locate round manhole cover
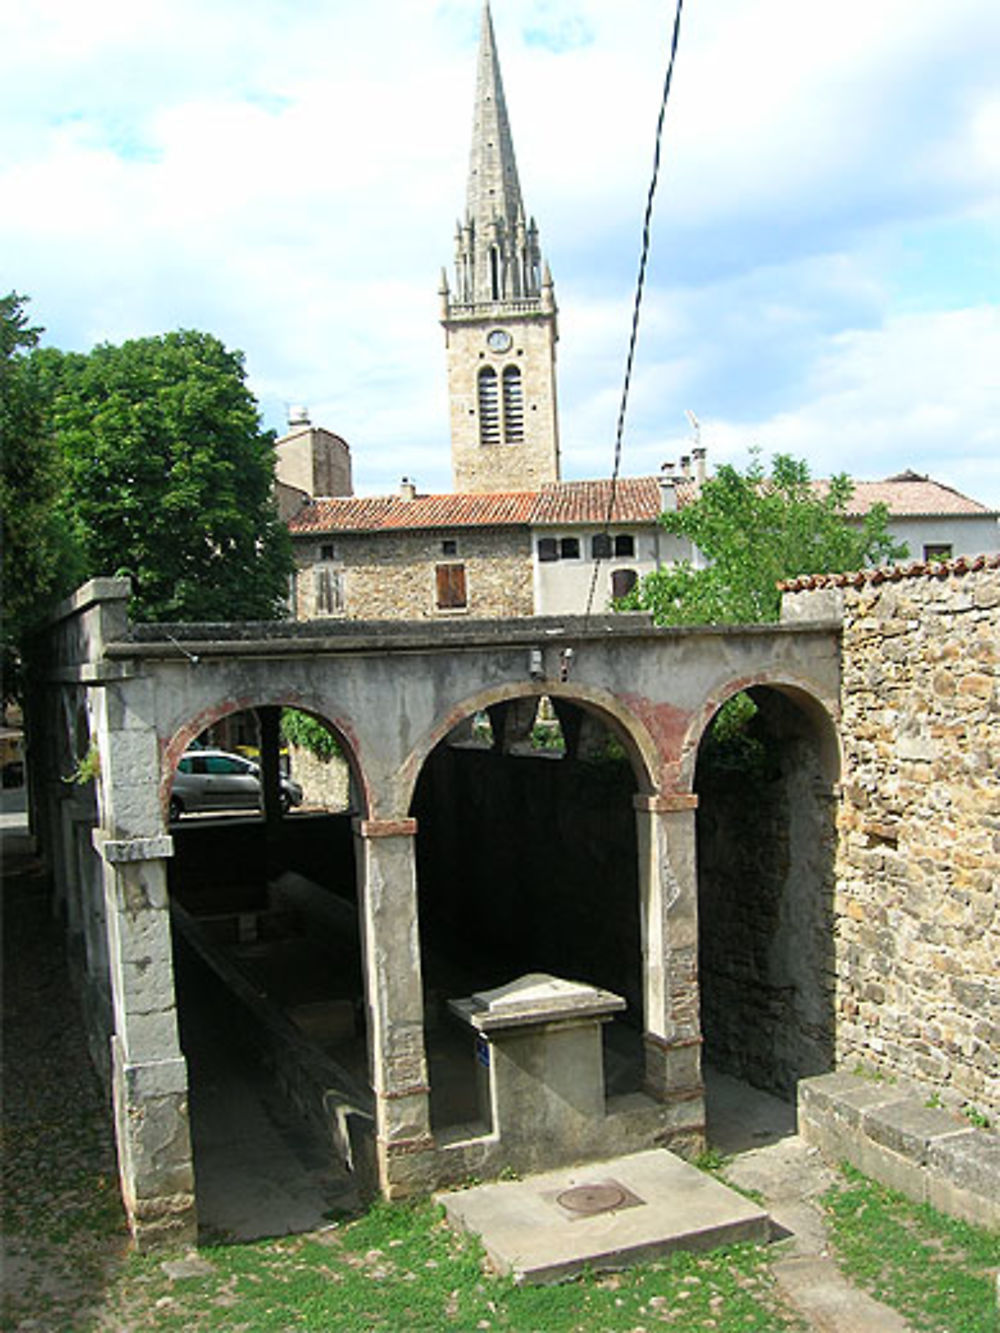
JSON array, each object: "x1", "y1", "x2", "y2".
[{"x1": 556, "y1": 1182, "x2": 627, "y2": 1215}]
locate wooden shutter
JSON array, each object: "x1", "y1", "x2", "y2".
[{"x1": 435, "y1": 563, "x2": 467, "y2": 609}]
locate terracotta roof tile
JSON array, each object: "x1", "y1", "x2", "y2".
[
  {"x1": 289, "y1": 490, "x2": 537, "y2": 533},
  {"x1": 289, "y1": 477, "x2": 680, "y2": 535},
  {"x1": 779, "y1": 552, "x2": 1000, "y2": 593},
  {"x1": 821, "y1": 473, "x2": 997, "y2": 518},
  {"x1": 529, "y1": 477, "x2": 686, "y2": 524}
]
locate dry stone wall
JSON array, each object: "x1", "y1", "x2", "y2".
[{"x1": 785, "y1": 558, "x2": 1000, "y2": 1119}]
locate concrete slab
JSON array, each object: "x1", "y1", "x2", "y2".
[{"x1": 437, "y1": 1148, "x2": 770, "y2": 1285}]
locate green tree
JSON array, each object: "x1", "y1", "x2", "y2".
[
  {"x1": 0, "y1": 293, "x2": 80, "y2": 699},
  {"x1": 37, "y1": 329, "x2": 292, "y2": 622},
  {"x1": 622, "y1": 451, "x2": 906, "y2": 625}
]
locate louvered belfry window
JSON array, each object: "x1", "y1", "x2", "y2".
[
  {"x1": 502, "y1": 366, "x2": 524, "y2": 442},
  {"x1": 478, "y1": 367, "x2": 500, "y2": 445}
]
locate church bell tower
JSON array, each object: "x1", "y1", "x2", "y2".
[{"x1": 441, "y1": 0, "x2": 560, "y2": 493}]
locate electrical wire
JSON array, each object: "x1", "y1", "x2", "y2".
[{"x1": 583, "y1": 0, "x2": 686, "y2": 625}]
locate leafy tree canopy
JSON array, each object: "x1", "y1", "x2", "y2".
[
  {"x1": 620, "y1": 451, "x2": 906, "y2": 625},
  {"x1": 0, "y1": 293, "x2": 80, "y2": 699},
  {"x1": 35, "y1": 328, "x2": 293, "y2": 622}
]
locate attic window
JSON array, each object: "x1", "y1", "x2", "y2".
[
  {"x1": 614, "y1": 534, "x2": 635, "y2": 558},
  {"x1": 591, "y1": 533, "x2": 612, "y2": 560},
  {"x1": 442, "y1": 538, "x2": 458, "y2": 556},
  {"x1": 537, "y1": 537, "x2": 558, "y2": 562},
  {"x1": 559, "y1": 537, "x2": 580, "y2": 560},
  {"x1": 319, "y1": 543, "x2": 336, "y2": 561}
]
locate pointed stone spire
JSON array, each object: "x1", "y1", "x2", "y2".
[
  {"x1": 467, "y1": 1, "x2": 524, "y2": 237},
  {"x1": 455, "y1": 0, "x2": 542, "y2": 304}
]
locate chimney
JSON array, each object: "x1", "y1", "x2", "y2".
[
  {"x1": 659, "y1": 462, "x2": 678, "y2": 513},
  {"x1": 679, "y1": 454, "x2": 691, "y2": 481},
  {"x1": 692, "y1": 446, "x2": 707, "y2": 486},
  {"x1": 399, "y1": 477, "x2": 417, "y2": 502},
  {"x1": 288, "y1": 405, "x2": 310, "y2": 429}
]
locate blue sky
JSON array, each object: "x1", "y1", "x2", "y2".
[{"x1": 2, "y1": 0, "x2": 998, "y2": 507}]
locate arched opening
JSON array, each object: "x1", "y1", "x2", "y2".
[
  {"x1": 410, "y1": 692, "x2": 646, "y2": 1138},
  {"x1": 164, "y1": 703, "x2": 371, "y2": 1239},
  {"x1": 694, "y1": 685, "x2": 840, "y2": 1150}
]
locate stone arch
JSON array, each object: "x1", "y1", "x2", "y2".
[
  {"x1": 160, "y1": 693, "x2": 369, "y2": 826},
  {"x1": 678, "y1": 670, "x2": 842, "y2": 795},
  {"x1": 689, "y1": 671, "x2": 841, "y2": 1116},
  {"x1": 397, "y1": 679, "x2": 660, "y2": 815},
  {"x1": 404, "y1": 680, "x2": 659, "y2": 1138}
]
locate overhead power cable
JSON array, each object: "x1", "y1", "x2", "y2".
[{"x1": 583, "y1": 0, "x2": 686, "y2": 625}]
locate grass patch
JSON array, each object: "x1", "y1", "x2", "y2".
[
  {"x1": 822, "y1": 1164, "x2": 999, "y2": 1333},
  {"x1": 100, "y1": 1200, "x2": 802, "y2": 1331}
]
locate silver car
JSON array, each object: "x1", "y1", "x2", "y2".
[{"x1": 169, "y1": 748, "x2": 303, "y2": 821}]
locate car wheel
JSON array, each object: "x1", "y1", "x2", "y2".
[
  {"x1": 169, "y1": 796, "x2": 183, "y2": 823},
  {"x1": 279, "y1": 790, "x2": 291, "y2": 814}
]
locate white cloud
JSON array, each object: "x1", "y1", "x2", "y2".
[{"x1": 2, "y1": 0, "x2": 999, "y2": 509}]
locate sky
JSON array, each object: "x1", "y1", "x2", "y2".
[{"x1": 3, "y1": 0, "x2": 999, "y2": 508}]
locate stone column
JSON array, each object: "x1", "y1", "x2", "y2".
[
  {"x1": 94, "y1": 832, "x2": 196, "y2": 1249},
  {"x1": 353, "y1": 817, "x2": 432, "y2": 1196},
  {"x1": 634, "y1": 793, "x2": 705, "y2": 1152}
]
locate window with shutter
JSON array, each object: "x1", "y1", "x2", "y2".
[
  {"x1": 478, "y1": 368, "x2": 499, "y2": 445},
  {"x1": 435, "y1": 563, "x2": 468, "y2": 610},
  {"x1": 537, "y1": 537, "x2": 558, "y2": 562},
  {"x1": 315, "y1": 566, "x2": 345, "y2": 616},
  {"x1": 591, "y1": 533, "x2": 612, "y2": 559}
]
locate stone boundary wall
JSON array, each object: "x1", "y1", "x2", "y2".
[
  {"x1": 783, "y1": 557, "x2": 999, "y2": 1120},
  {"x1": 799, "y1": 1071, "x2": 1000, "y2": 1232}
]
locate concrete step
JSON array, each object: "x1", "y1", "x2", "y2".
[{"x1": 437, "y1": 1147, "x2": 769, "y2": 1285}]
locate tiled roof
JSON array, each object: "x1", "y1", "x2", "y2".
[
  {"x1": 289, "y1": 477, "x2": 676, "y2": 535},
  {"x1": 530, "y1": 477, "x2": 698, "y2": 524},
  {"x1": 780, "y1": 552, "x2": 1000, "y2": 592},
  {"x1": 288, "y1": 469, "x2": 996, "y2": 538},
  {"x1": 289, "y1": 490, "x2": 537, "y2": 533},
  {"x1": 828, "y1": 472, "x2": 997, "y2": 518}
]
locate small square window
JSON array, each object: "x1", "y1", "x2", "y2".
[
  {"x1": 923, "y1": 543, "x2": 952, "y2": 563},
  {"x1": 537, "y1": 537, "x2": 558, "y2": 563},
  {"x1": 442, "y1": 538, "x2": 458, "y2": 556},
  {"x1": 591, "y1": 533, "x2": 612, "y2": 560},
  {"x1": 559, "y1": 536, "x2": 580, "y2": 560},
  {"x1": 614, "y1": 534, "x2": 635, "y2": 558},
  {"x1": 319, "y1": 543, "x2": 336, "y2": 561}
]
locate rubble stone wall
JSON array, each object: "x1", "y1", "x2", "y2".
[
  {"x1": 293, "y1": 528, "x2": 533, "y2": 621},
  {"x1": 788, "y1": 560, "x2": 999, "y2": 1118}
]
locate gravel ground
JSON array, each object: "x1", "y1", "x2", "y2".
[{"x1": 1, "y1": 847, "x2": 132, "y2": 1332}]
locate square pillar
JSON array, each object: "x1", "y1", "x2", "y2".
[
  {"x1": 353, "y1": 818, "x2": 432, "y2": 1195},
  {"x1": 95, "y1": 832, "x2": 196, "y2": 1249},
  {"x1": 634, "y1": 794, "x2": 704, "y2": 1147}
]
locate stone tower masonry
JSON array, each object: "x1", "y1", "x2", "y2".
[{"x1": 441, "y1": 0, "x2": 561, "y2": 493}]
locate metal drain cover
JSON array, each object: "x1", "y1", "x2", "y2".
[{"x1": 556, "y1": 1182, "x2": 628, "y2": 1215}]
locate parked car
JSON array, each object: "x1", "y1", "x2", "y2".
[{"x1": 169, "y1": 748, "x2": 303, "y2": 821}]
